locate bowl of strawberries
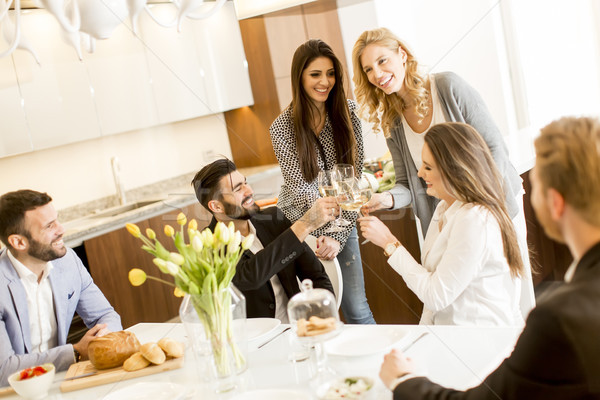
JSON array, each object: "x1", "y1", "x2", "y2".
[{"x1": 8, "y1": 363, "x2": 55, "y2": 399}]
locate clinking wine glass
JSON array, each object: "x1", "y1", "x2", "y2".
[
  {"x1": 337, "y1": 177, "x2": 371, "y2": 215},
  {"x1": 332, "y1": 164, "x2": 355, "y2": 227},
  {"x1": 318, "y1": 170, "x2": 345, "y2": 233},
  {"x1": 356, "y1": 174, "x2": 374, "y2": 244}
]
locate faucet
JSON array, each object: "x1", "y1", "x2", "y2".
[{"x1": 111, "y1": 156, "x2": 127, "y2": 206}]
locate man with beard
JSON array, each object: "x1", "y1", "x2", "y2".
[
  {"x1": 192, "y1": 159, "x2": 337, "y2": 321},
  {"x1": 379, "y1": 116, "x2": 600, "y2": 399},
  {"x1": 0, "y1": 190, "x2": 121, "y2": 385}
]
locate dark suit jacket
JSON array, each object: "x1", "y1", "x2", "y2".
[
  {"x1": 208, "y1": 207, "x2": 333, "y2": 318},
  {"x1": 393, "y1": 241, "x2": 600, "y2": 399}
]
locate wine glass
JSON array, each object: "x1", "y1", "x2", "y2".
[
  {"x1": 332, "y1": 164, "x2": 355, "y2": 226},
  {"x1": 356, "y1": 173, "x2": 374, "y2": 217},
  {"x1": 356, "y1": 174, "x2": 374, "y2": 244},
  {"x1": 317, "y1": 170, "x2": 344, "y2": 233}
]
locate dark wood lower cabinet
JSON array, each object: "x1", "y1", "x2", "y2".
[
  {"x1": 358, "y1": 170, "x2": 574, "y2": 325},
  {"x1": 358, "y1": 208, "x2": 423, "y2": 325},
  {"x1": 84, "y1": 203, "x2": 213, "y2": 329}
]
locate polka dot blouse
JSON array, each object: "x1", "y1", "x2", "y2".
[{"x1": 269, "y1": 99, "x2": 364, "y2": 249}]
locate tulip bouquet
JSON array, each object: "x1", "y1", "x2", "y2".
[{"x1": 125, "y1": 213, "x2": 254, "y2": 378}]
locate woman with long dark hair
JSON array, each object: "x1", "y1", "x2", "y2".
[
  {"x1": 270, "y1": 39, "x2": 375, "y2": 324},
  {"x1": 359, "y1": 122, "x2": 524, "y2": 326}
]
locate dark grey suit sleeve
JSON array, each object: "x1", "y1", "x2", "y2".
[{"x1": 393, "y1": 306, "x2": 589, "y2": 400}]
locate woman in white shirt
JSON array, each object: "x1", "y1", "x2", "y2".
[{"x1": 358, "y1": 122, "x2": 524, "y2": 326}]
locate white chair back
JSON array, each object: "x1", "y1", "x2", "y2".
[{"x1": 304, "y1": 235, "x2": 343, "y2": 310}]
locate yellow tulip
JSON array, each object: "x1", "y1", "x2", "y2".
[
  {"x1": 126, "y1": 223, "x2": 141, "y2": 238},
  {"x1": 192, "y1": 235, "x2": 203, "y2": 252},
  {"x1": 169, "y1": 252, "x2": 185, "y2": 266},
  {"x1": 128, "y1": 268, "x2": 147, "y2": 286},
  {"x1": 166, "y1": 261, "x2": 180, "y2": 276},
  {"x1": 188, "y1": 219, "x2": 198, "y2": 231},
  {"x1": 146, "y1": 228, "x2": 156, "y2": 240},
  {"x1": 228, "y1": 222, "x2": 235, "y2": 241},
  {"x1": 176, "y1": 213, "x2": 187, "y2": 226},
  {"x1": 241, "y1": 233, "x2": 254, "y2": 250},
  {"x1": 164, "y1": 225, "x2": 175, "y2": 237},
  {"x1": 153, "y1": 258, "x2": 169, "y2": 274},
  {"x1": 202, "y1": 229, "x2": 214, "y2": 247},
  {"x1": 174, "y1": 287, "x2": 185, "y2": 297}
]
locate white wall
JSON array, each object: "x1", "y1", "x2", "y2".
[{"x1": 0, "y1": 114, "x2": 232, "y2": 210}]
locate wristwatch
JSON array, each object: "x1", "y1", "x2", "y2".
[{"x1": 383, "y1": 241, "x2": 401, "y2": 257}]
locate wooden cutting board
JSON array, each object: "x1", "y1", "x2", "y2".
[
  {"x1": 0, "y1": 386, "x2": 15, "y2": 397},
  {"x1": 60, "y1": 356, "x2": 184, "y2": 392}
]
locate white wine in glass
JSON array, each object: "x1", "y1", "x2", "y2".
[{"x1": 317, "y1": 170, "x2": 345, "y2": 233}]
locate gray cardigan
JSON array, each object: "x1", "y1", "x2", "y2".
[{"x1": 386, "y1": 71, "x2": 522, "y2": 235}]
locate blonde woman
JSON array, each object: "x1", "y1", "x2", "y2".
[
  {"x1": 352, "y1": 27, "x2": 534, "y2": 317},
  {"x1": 359, "y1": 123, "x2": 524, "y2": 326}
]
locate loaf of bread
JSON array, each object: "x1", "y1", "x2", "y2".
[
  {"x1": 88, "y1": 331, "x2": 141, "y2": 370},
  {"x1": 123, "y1": 352, "x2": 150, "y2": 372},
  {"x1": 157, "y1": 338, "x2": 184, "y2": 358},
  {"x1": 140, "y1": 342, "x2": 166, "y2": 365}
]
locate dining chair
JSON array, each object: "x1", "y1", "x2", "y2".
[{"x1": 304, "y1": 235, "x2": 343, "y2": 310}]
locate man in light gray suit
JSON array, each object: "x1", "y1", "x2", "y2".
[{"x1": 0, "y1": 190, "x2": 121, "y2": 385}]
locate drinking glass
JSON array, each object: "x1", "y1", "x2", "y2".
[
  {"x1": 332, "y1": 164, "x2": 355, "y2": 226},
  {"x1": 356, "y1": 174, "x2": 374, "y2": 244},
  {"x1": 317, "y1": 170, "x2": 344, "y2": 233}
]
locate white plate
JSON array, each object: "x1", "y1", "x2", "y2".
[
  {"x1": 232, "y1": 389, "x2": 311, "y2": 400},
  {"x1": 324, "y1": 327, "x2": 407, "y2": 357},
  {"x1": 246, "y1": 318, "x2": 281, "y2": 342},
  {"x1": 102, "y1": 382, "x2": 188, "y2": 400}
]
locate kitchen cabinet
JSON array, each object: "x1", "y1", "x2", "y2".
[
  {"x1": 192, "y1": 2, "x2": 253, "y2": 113},
  {"x1": 83, "y1": 24, "x2": 158, "y2": 136},
  {"x1": 84, "y1": 202, "x2": 213, "y2": 328},
  {"x1": 0, "y1": 56, "x2": 31, "y2": 157},
  {"x1": 0, "y1": 4, "x2": 252, "y2": 158},
  {"x1": 359, "y1": 208, "x2": 424, "y2": 324},
  {"x1": 10, "y1": 11, "x2": 101, "y2": 151}
]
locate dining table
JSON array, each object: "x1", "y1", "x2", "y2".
[{"x1": 0, "y1": 322, "x2": 523, "y2": 399}]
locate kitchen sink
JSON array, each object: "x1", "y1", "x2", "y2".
[{"x1": 88, "y1": 199, "x2": 165, "y2": 218}]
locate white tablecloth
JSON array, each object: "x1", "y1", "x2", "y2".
[{"x1": 1, "y1": 322, "x2": 522, "y2": 399}]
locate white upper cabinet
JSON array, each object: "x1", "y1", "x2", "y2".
[
  {"x1": 10, "y1": 11, "x2": 100, "y2": 151},
  {"x1": 83, "y1": 24, "x2": 158, "y2": 136},
  {"x1": 0, "y1": 55, "x2": 31, "y2": 157},
  {"x1": 139, "y1": 5, "x2": 211, "y2": 124},
  {"x1": 0, "y1": 5, "x2": 253, "y2": 157},
  {"x1": 193, "y1": 2, "x2": 254, "y2": 113}
]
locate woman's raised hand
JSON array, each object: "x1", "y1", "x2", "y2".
[
  {"x1": 357, "y1": 215, "x2": 397, "y2": 249},
  {"x1": 361, "y1": 192, "x2": 394, "y2": 214}
]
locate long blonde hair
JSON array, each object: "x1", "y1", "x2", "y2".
[
  {"x1": 426, "y1": 123, "x2": 524, "y2": 278},
  {"x1": 352, "y1": 27, "x2": 429, "y2": 138}
]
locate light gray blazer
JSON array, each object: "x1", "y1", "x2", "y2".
[
  {"x1": 0, "y1": 248, "x2": 121, "y2": 385},
  {"x1": 386, "y1": 71, "x2": 522, "y2": 235}
]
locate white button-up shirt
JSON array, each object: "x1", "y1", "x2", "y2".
[
  {"x1": 245, "y1": 222, "x2": 289, "y2": 323},
  {"x1": 388, "y1": 201, "x2": 524, "y2": 326},
  {"x1": 7, "y1": 250, "x2": 58, "y2": 352}
]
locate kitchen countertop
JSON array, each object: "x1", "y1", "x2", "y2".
[{"x1": 62, "y1": 164, "x2": 283, "y2": 248}]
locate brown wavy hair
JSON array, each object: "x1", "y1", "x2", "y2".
[
  {"x1": 425, "y1": 122, "x2": 524, "y2": 278},
  {"x1": 352, "y1": 27, "x2": 430, "y2": 138},
  {"x1": 290, "y1": 39, "x2": 356, "y2": 182}
]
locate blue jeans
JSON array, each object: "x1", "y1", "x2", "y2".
[{"x1": 337, "y1": 228, "x2": 376, "y2": 324}]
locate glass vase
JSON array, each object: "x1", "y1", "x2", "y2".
[{"x1": 180, "y1": 284, "x2": 247, "y2": 393}]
